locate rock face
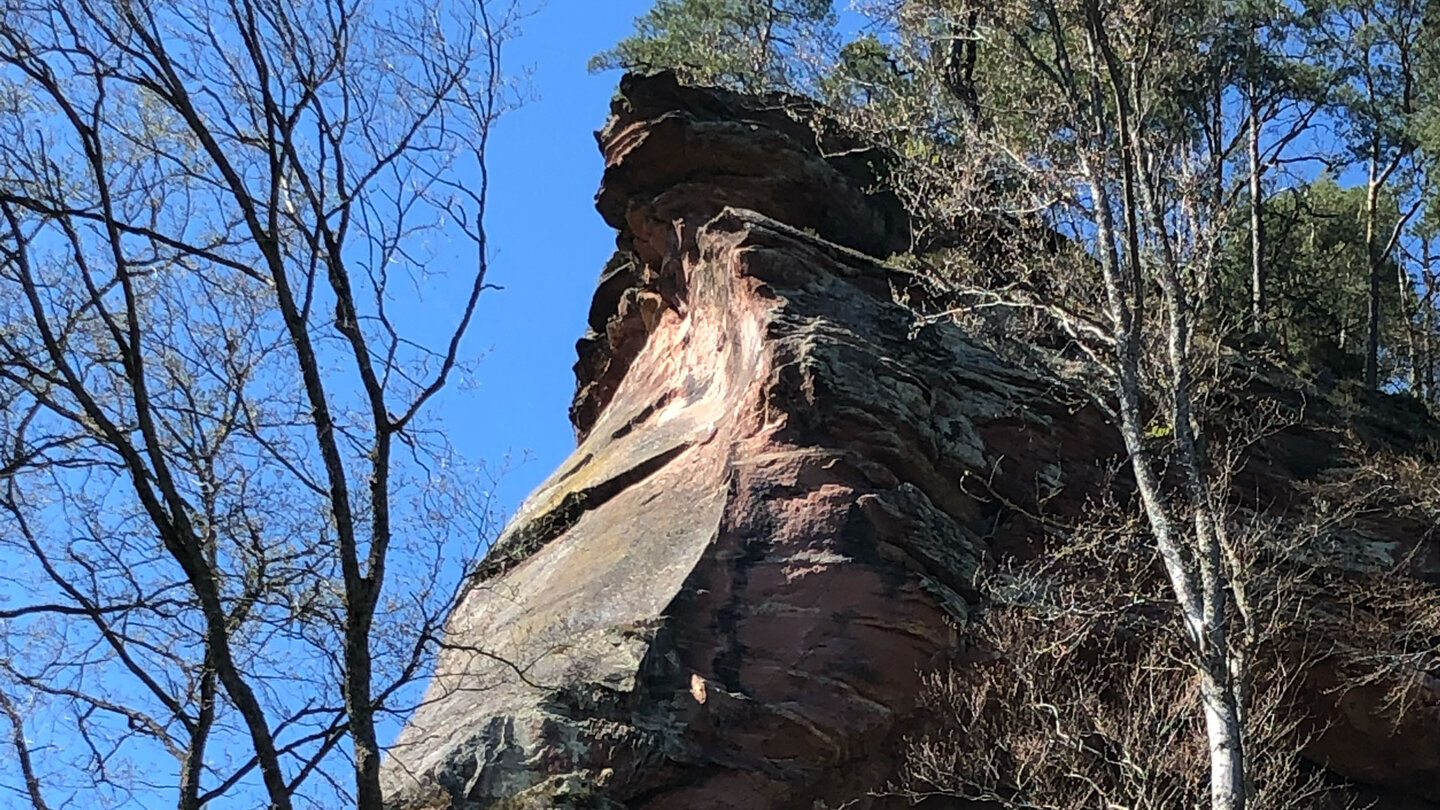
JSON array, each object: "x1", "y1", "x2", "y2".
[{"x1": 381, "y1": 73, "x2": 1440, "y2": 809}]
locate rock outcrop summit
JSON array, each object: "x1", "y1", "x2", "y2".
[{"x1": 381, "y1": 73, "x2": 1440, "y2": 810}]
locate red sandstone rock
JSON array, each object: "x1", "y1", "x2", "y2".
[{"x1": 380, "y1": 73, "x2": 1440, "y2": 810}]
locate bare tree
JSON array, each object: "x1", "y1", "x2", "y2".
[
  {"x1": 897, "y1": 438, "x2": 1440, "y2": 810},
  {"x1": 0, "y1": 0, "x2": 518, "y2": 807},
  {"x1": 841, "y1": 1, "x2": 1297, "y2": 807}
]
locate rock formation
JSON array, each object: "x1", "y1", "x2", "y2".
[{"x1": 381, "y1": 73, "x2": 1440, "y2": 809}]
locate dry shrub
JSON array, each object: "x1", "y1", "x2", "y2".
[
  {"x1": 895, "y1": 438, "x2": 1440, "y2": 810},
  {"x1": 898, "y1": 514, "x2": 1348, "y2": 809}
]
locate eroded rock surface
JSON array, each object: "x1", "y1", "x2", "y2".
[{"x1": 381, "y1": 73, "x2": 1440, "y2": 810}]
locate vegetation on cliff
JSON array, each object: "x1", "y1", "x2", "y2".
[{"x1": 602, "y1": 2, "x2": 1440, "y2": 808}]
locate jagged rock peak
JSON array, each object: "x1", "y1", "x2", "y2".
[{"x1": 570, "y1": 71, "x2": 910, "y2": 441}]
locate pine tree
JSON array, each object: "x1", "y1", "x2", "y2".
[{"x1": 590, "y1": 0, "x2": 835, "y2": 93}]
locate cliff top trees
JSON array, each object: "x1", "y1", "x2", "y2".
[
  {"x1": 1308, "y1": 0, "x2": 1439, "y2": 389},
  {"x1": 590, "y1": 0, "x2": 836, "y2": 93},
  {"x1": 600, "y1": 0, "x2": 1440, "y2": 395},
  {"x1": 1223, "y1": 176, "x2": 1410, "y2": 378},
  {"x1": 0, "y1": 0, "x2": 517, "y2": 807}
]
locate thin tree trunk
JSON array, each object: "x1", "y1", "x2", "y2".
[
  {"x1": 1363, "y1": 148, "x2": 1411, "y2": 390},
  {"x1": 1131, "y1": 131, "x2": 1247, "y2": 810},
  {"x1": 1399, "y1": 252, "x2": 1420, "y2": 390},
  {"x1": 1365, "y1": 173, "x2": 1383, "y2": 390},
  {"x1": 1086, "y1": 11, "x2": 1247, "y2": 803},
  {"x1": 0, "y1": 689, "x2": 50, "y2": 810},
  {"x1": 177, "y1": 641, "x2": 217, "y2": 810},
  {"x1": 1425, "y1": 241, "x2": 1437, "y2": 400},
  {"x1": 1248, "y1": 87, "x2": 1265, "y2": 335},
  {"x1": 1201, "y1": 667, "x2": 1248, "y2": 810}
]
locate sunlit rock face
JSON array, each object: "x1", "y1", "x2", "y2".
[{"x1": 380, "y1": 73, "x2": 1440, "y2": 810}]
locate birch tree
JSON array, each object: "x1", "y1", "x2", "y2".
[{"x1": 845, "y1": 1, "x2": 1264, "y2": 806}]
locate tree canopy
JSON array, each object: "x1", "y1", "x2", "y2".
[{"x1": 591, "y1": 0, "x2": 836, "y2": 93}]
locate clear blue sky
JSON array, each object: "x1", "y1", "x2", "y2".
[
  {"x1": 441, "y1": 0, "x2": 656, "y2": 519},
  {"x1": 0, "y1": 5, "x2": 656, "y2": 808}
]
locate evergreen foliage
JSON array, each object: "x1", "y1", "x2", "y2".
[
  {"x1": 590, "y1": 0, "x2": 835, "y2": 92},
  {"x1": 1218, "y1": 177, "x2": 1410, "y2": 380}
]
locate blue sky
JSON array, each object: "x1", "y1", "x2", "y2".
[
  {"x1": 0, "y1": 5, "x2": 666, "y2": 808},
  {"x1": 441, "y1": 0, "x2": 656, "y2": 519}
]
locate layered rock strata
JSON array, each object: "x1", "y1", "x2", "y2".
[{"x1": 381, "y1": 73, "x2": 1440, "y2": 810}]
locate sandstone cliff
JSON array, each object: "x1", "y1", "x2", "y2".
[{"x1": 380, "y1": 73, "x2": 1440, "y2": 810}]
